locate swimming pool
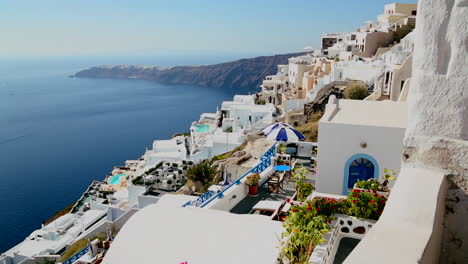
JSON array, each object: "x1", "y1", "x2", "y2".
[
  {"x1": 195, "y1": 124, "x2": 210, "y2": 133},
  {"x1": 109, "y1": 174, "x2": 125, "y2": 185}
]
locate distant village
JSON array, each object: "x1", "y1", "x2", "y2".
[{"x1": 2, "y1": 2, "x2": 466, "y2": 264}]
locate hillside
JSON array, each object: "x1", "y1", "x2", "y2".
[{"x1": 73, "y1": 53, "x2": 304, "y2": 92}]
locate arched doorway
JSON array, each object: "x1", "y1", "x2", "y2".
[{"x1": 343, "y1": 154, "x2": 379, "y2": 194}]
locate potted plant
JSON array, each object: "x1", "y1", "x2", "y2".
[
  {"x1": 276, "y1": 158, "x2": 285, "y2": 165},
  {"x1": 245, "y1": 173, "x2": 260, "y2": 196},
  {"x1": 293, "y1": 165, "x2": 314, "y2": 201},
  {"x1": 278, "y1": 143, "x2": 287, "y2": 154}
]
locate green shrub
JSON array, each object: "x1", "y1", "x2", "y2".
[
  {"x1": 167, "y1": 179, "x2": 173, "y2": 185},
  {"x1": 212, "y1": 152, "x2": 231, "y2": 161},
  {"x1": 132, "y1": 176, "x2": 143, "y2": 185},
  {"x1": 172, "y1": 132, "x2": 190, "y2": 138},
  {"x1": 282, "y1": 201, "x2": 331, "y2": 263},
  {"x1": 58, "y1": 239, "x2": 88, "y2": 262},
  {"x1": 187, "y1": 161, "x2": 216, "y2": 190},
  {"x1": 344, "y1": 83, "x2": 368, "y2": 100},
  {"x1": 394, "y1": 24, "x2": 414, "y2": 43},
  {"x1": 347, "y1": 189, "x2": 386, "y2": 219},
  {"x1": 355, "y1": 179, "x2": 382, "y2": 191},
  {"x1": 296, "y1": 181, "x2": 314, "y2": 202},
  {"x1": 144, "y1": 162, "x2": 163, "y2": 175}
]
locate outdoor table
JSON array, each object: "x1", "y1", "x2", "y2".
[
  {"x1": 252, "y1": 200, "x2": 283, "y2": 212},
  {"x1": 274, "y1": 165, "x2": 291, "y2": 171}
]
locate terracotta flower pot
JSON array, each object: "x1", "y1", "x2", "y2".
[{"x1": 248, "y1": 185, "x2": 258, "y2": 196}]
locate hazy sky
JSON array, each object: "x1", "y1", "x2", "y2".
[{"x1": 0, "y1": 0, "x2": 417, "y2": 57}]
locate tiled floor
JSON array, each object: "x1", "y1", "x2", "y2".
[{"x1": 229, "y1": 178, "x2": 297, "y2": 214}]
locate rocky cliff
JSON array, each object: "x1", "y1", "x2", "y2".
[{"x1": 73, "y1": 53, "x2": 304, "y2": 92}]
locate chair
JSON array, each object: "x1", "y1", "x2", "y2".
[{"x1": 268, "y1": 173, "x2": 284, "y2": 193}]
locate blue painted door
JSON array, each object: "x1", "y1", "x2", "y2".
[{"x1": 348, "y1": 158, "x2": 374, "y2": 188}]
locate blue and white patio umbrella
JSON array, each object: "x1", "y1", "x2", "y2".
[{"x1": 261, "y1": 122, "x2": 305, "y2": 142}]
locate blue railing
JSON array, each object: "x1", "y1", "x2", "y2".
[
  {"x1": 182, "y1": 190, "x2": 215, "y2": 207},
  {"x1": 62, "y1": 246, "x2": 89, "y2": 264},
  {"x1": 182, "y1": 144, "x2": 276, "y2": 209}
]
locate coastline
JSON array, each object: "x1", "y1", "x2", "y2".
[{"x1": 0, "y1": 57, "x2": 239, "y2": 253}]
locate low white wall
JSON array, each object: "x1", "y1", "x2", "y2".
[
  {"x1": 284, "y1": 99, "x2": 307, "y2": 113},
  {"x1": 112, "y1": 207, "x2": 139, "y2": 232},
  {"x1": 138, "y1": 195, "x2": 160, "y2": 209},
  {"x1": 343, "y1": 167, "x2": 447, "y2": 264},
  {"x1": 127, "y1": 185, "x2": 146, "y2": 205},
  {"x1": 296, "y1": 141, "x2": 316, "y2": 158}
]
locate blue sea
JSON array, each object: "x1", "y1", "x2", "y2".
[{"x1": 0, "y1": 55, "x2": 244, "y2": 252}]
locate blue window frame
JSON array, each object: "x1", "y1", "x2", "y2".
[{"x1": 343, "y1": 154, "x2": 379, "y2": 195}]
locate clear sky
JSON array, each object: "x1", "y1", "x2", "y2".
[{"x1": 0, "y1": 0, "x2": 417, "y2": 57}]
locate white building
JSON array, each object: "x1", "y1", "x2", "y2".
[
  {"x1": 331, "y1": 60, "x2": 384, "y2": 84},
  {"x1": 288, "y1": 55, "x2": 316, "y2": 89},
  {"x1": 133, "y1": 135, "x2": 187, "y2": 176},
  {"x1": 377, "y1": 3, "x2": 417, "y2": 30},
  {"x1": 371, "y1": 32, "x2": 415, "y2": 101},
  {"x1": 0, "y1": 184, "x2": 154, "y2": 264},
  {"x1": 190, "y1": 95, "x2": 275, "y2": 161},
  {"x1": 316, "y1": 97, "x2": 407, "y2": 195},
  {"x1": 260, "y1": 64, "x2": 289, "y2": 105}
]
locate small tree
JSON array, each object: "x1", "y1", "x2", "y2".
[
  {"x1": 344, "y1": 83, "x2": 368, "y2": 100},
  {"x1": 186, "y1": 161, "x2": 217, "y2": 191}
]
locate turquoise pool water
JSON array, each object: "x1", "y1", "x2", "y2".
[
  {"x1": 195, "y1": 124, "x2": 210, "y2": 133},
  {"x1": 109, "y1": 174, "x2": 125, "y2": 185}
]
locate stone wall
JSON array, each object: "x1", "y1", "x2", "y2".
[{"x1": 402, "y1": 0, "x2": 468, "y2": 262}]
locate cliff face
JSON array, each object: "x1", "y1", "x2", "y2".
[{"x1": 73, "y1": 53, "x2": 304, "y2": 92}]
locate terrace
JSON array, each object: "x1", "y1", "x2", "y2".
[{"x1": 229, "y1": 178, "x2": 296, "y2": 215}]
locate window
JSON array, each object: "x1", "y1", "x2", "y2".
[
  {"x1": 412, "y1": 10, "x2": 417, "y2": 15},
  {"x1": 348, "y1": 158, "x2": 375, "y2": 188}
]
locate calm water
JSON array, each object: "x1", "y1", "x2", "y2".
[{"x1": 0, "y1": 55, "x2": 242, "y2": 252}]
